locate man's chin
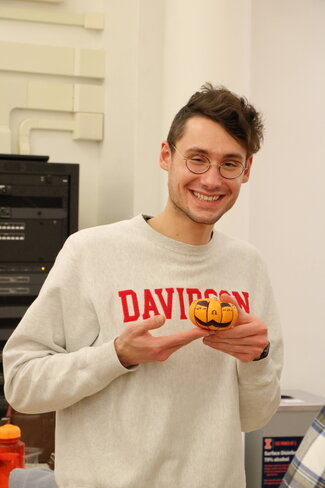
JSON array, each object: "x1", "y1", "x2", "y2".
[{"x1": 185, "y1": 211, "x2": 223, "y2": 226}]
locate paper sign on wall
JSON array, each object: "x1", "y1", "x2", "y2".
[{"x1": 262, "y1": 436, "x2": 303, "y2": 487}]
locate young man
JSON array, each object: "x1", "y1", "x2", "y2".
[{"x1": 3, "y1": 83, "x2": 283, "y2": 487}]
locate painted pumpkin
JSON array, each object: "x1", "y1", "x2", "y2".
[{"x1": 189, "y1": 298, "x2": 238, "y2": 330}]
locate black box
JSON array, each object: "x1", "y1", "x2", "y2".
[{"x1": 0, "y1": 154, "x2": 79, "y2": 416}]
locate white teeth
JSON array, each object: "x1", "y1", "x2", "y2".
[{"x1": 193, "y1": 192, "x2": 220, "y2": 202}]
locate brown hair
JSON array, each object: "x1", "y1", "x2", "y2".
[{"x1": 167, "y1": 82, "x2": 264, "y2": 156}]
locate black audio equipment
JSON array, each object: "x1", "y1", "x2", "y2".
[{"x1": 0, "y1": 154, "x2": 79, "y2": 416}]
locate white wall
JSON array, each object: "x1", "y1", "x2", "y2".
[
  {"x1": 159, "y1": 0, "x2": 325, "y2": 397},
  {"x1": 1, "y1": 0, "x2": 324, "y2": 398},
  {"x1": 160, "y1": 0, "x2": 252, "y2": 241},
  {"x1": 98, "y1": 0, "x2": 165, "y2": 224},
  {"x1": 0, "y1": 0, "x2": 105, "y2": 230},
  {"x1": 250, "y1": 0, "x2": 325, "y2": 396}
]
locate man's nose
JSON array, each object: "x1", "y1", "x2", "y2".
[{"x1": 199, "y1": 165, "x2": 223, "y2": 186}]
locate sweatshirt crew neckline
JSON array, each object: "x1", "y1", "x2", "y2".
[{"x1": 134, "y1": 214, "x2": 217, "y2": 256}]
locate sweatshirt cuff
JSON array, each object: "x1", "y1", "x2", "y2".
[
  {"x1": 84, "y1": 339, "x2": 138, "y2": 389},
  {"x1": 237, "y1": 356, "x2": 275, "y2": 386}
]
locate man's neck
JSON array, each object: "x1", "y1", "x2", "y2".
[{"x1": 147, "y1": 208, "x2": 214, "y2": 246}]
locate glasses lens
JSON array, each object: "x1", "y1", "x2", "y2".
[
  {"x1": 219, "y1": 161, "x2": 244, "y2": 179},
  {"x1": 186, "y1": 156, "x2": 210, "y2": 174}
]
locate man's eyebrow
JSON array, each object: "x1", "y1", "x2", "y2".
[
  {"x1": 223, "y1": 153, "x2": 246, "y2": 161},
  {"x1": 186, "y1": 146, "x2": 245, "y2": 161},
  {"x1": 185, "y1": 146, "x2": 209, "y2": 154}
]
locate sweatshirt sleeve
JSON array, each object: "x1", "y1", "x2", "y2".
[
  {"x1": 3, "y1": 235, "x2": 134, "y2": 414},
  {"x1": 237, "y1": 256, "x2": 284, "y2": 432}
]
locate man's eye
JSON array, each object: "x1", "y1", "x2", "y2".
[
  {"x1": 190, "y1": 157, "x2": 207, "y2": 163},
  {"x1": 223, "y1": 161, "x2": 241, "y2": 168}
]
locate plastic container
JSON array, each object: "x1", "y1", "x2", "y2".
[
  {"x1": 24, "y1": 446, "x2": 43, "y2": 468},
  {"x1": 0, "y1": 424, "x2": 25, "y2": 488}
]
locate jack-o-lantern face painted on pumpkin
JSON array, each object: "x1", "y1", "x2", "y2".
[{"x1": 189, "y1": 298, "x2": 238, "y2": 330}]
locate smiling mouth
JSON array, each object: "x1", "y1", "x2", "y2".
[{"x1": 193, "y1": 191, "x2": 221, "y2": 202}]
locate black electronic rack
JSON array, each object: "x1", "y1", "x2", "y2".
[{"x1": 0, "y1": 154, "x2": 79, "y2": 417}]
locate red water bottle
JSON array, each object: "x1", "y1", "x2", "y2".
[{"x1": 0, "y1": 424, "x2": 25, "y2": 488}]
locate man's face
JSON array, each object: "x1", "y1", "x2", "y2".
[{"x1": 160, "y1": 116, "x2": 252, "y2": 227}]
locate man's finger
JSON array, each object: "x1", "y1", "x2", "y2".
[
  {"x1": 159, "y1": 327, "x2": 210, "y2": 348},
  {"x1": 219, "y1": 293, "x2": 247, "y2": 323},
  {"x1": 133, "y1": 314, "x2": 166, "y2": 334}
]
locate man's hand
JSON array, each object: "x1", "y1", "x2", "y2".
[
  {"x1": 114, "y1": 314, "x2": 210, "y2": 368},
  {"x1": 203, "y1": 293, "x2": 269, "y2": 362}
]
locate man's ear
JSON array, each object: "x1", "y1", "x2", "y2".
[
  {"x1": 242, "y1": 156, "x2": 253, "y2": 183},
  {"x1": 160, "y1": 141, "x2": 172, "y2": 171}
]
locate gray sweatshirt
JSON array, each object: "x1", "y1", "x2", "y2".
[{"x1": 3, "y1": 214, "x2": 283, "y2": 488}]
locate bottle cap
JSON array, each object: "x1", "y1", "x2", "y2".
[{"x1": 0, "y1": 423, "x2": 21, "y2": 439}]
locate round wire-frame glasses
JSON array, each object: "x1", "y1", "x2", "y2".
[{"x1": 171, "y1": 144, "x2": 246, "y2": 180}]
